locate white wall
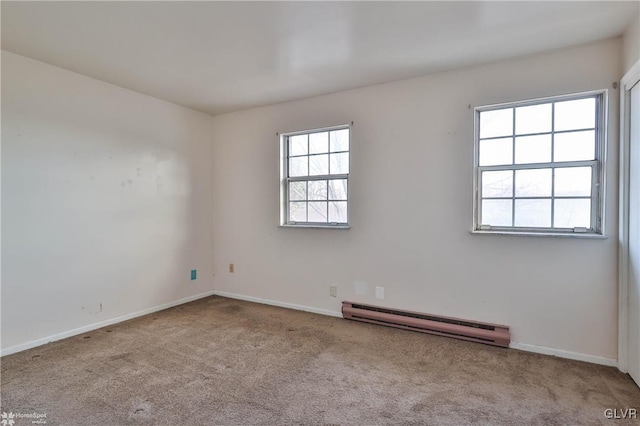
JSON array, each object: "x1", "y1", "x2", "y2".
[
  {"x1": 211, "y1": 38, "x2": 622, "y2": 362},
  {"x1": 1, "y1": 51, "x2": 214, "y2": 353},
  {"x1": 623, "y1": 14, "x2": 640, "y2": 73}
]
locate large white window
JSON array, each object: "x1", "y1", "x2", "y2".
[
  {"x1": 280, "y1": 125, "x2": 350, "y2": 228},
  {"x1": 474, "y1": 91, "x2": 607, "y2": 236}
]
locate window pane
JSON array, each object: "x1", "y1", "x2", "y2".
[
  {"x1": 330, "y1": 129, "x2": 349, "y2": 152},
  {"x1": 309, "y1": 154, "x2": 328, "y2": 176},
  {"x1": 554, "y1": 167, "x2": 592, "y2": 196},
  {"x1": 328, "y1": 179, "x2": 348, "y2": 200},
  {"x1": 480, "y1": 108, "x2": 513, "y2": 138},
  {"x1": 481, "y1": 199, "x2": 512, "y2": 226},
  {"x1": 308, "y1": 180, "x2": 327, "y2": 200},
  {"x1": 284, "y1": 127, "x2": 350, "y2": 226},
  {"x1": 482, "y1": 171, "x2": 513, "y2": 198},
  {"x1": 309, "y1": 132, "x2": 328, "y2": 154},
  {"x1": 289, "y1": 202, "x2": 307, "y2": 222},
  {"x1": 554, "y1": 199, "x2": 591, "y2": 228},
  {"x1": 479, "y1": 137, "x2": 512, "y2": 166},
  {"x1": 289, "y1": 181, "x2": 306, "y2": 201},
  {"x1": 308, "y1": 202, "x2": 328, "y2": 222},
  {"x1": 515, "y1": 103, "x2": 552, "y2": 135},
  {"x1": 514, "y1": 199, "x2": 551, "y2": 227},
  {"x1": 330, "y1": 152, "x2": 349, "y2": 174},
  {"x1": 515, "y1": 134, "x2": 551, "y2": 164},
  {"x1": 329, "y1": 201, "x2": 348, "y2": 223},
  {"x1": 289, "y1": 157, "x2": 308, "y2": 177},
  {"x1": 554, "y1": 130, "x2": 595, "y2": 162},
  {"x1": 289, "y1": 135, "x2": 308, "y2": 156},
  {"x1": 555, "y1": 98, "x2": 596, "y2": 131},
  {"x1": 515, "y1": 168, "x2": 552, "y2": 197}
]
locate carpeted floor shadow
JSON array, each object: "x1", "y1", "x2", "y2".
[{"x1": 1, "y1": 296, "x2": 639, "y2": 425}]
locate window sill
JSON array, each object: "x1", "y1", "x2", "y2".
[
  {"x1": 470, "y1": 230, "x2": 607, "y2": 239},
  {"x1": 279, "y1": 224, "x2": 350, "y2": 230}
]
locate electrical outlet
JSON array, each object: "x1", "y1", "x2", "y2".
[
  {"x1": 191, "y1": 269, "x2": 197, "y2": 280},
  {"x1": 330, "y1": 284, "x2": 337, "y2": 297},
  {"x1": 229, "y1": 263, "x2": 234, "y2": 273},
  {"x1": 375, "y1": 286, "x2": 384, "y2": 299}
]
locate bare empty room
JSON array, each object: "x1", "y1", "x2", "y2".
[{"x1": 2, "y1": 1, "x2": 640, "y2": 425}]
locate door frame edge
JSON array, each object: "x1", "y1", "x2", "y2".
[{"x1": 618, "y1": 59, "x2": 640, "y2": 373}]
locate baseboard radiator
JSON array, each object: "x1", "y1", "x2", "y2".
[{"x1": 342, "y1": 301, "x2": 510, "y2": 348}]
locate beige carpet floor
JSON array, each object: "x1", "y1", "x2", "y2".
[{"x1": 1, "y1": 296, "x2": 639, "y2": 425}]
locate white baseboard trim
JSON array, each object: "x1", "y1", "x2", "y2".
[
  {"x1": 215, "y1": 292, "x2": 618, "y2": 368},
  {"x1": 212, "y1": 290, "x2": 343, "y2": 318},
  {"x1": 1, "y1": 290, "x2": 217, "y2": 357},
  {"x1": 4, "y1": 289, "x2": 616, "y2": 369},
  {"x1": 510, "y1": 342, "x2": 617, "y2": 367}
]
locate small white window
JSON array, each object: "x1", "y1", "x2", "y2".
[
  {"x1": 474, "y1": 91, "x2": 607, "y2": 236},
  {"x1": 280, "y1": 125, "x2": 350, "y2": 228}
]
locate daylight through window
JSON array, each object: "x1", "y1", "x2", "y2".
[
  {"x1": 281, "y1": 125, "x2": 350, "y2": 227},
  {"x1": 474, "y1": 91, "x2": 606, "y2": 235}
]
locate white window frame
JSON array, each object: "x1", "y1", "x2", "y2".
[
  {"x1": 472, "y1": 90, "x2": 608, "y2": 237},
  {"x1": 280, "y1": 124, "x2": 351, "y2": 229}
]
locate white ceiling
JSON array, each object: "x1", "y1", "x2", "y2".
[{"x1": 2, "y1": 1, "x2": 638, "y2": 115}]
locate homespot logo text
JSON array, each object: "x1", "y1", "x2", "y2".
[{"x1": 1, "y1": 412, "x2": 47, "y2": 425}]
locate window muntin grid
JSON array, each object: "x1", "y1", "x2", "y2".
[
  {"x1": 282, "y1": 126, "x2": 350, "y2": 227},
  {"x1": 474, "y1": 92, "x2": 606, "y2": 235}
]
